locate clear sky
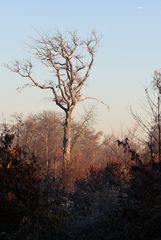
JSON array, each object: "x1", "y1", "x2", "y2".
[{"x1": 1, "y1": 0, "x2": 161, "y2": 135}]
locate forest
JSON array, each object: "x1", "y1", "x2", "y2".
[{"x1": 1, "y1": 30, "x2": 161, "y2": 240}]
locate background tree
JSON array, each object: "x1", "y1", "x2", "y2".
[
  {"x1": 9, "y1": 31, "x2": 99, "y2": 175},
  {"x1": 13, "y1": 111, "x2": 64, "y2": 175},
  {"x1": 11, "y1": 111, "x2": 104, "y2": 182},
  {"x1": 131, "y1": 70, "x2": 161, "y2": 162}
]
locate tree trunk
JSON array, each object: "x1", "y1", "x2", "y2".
[{"x1": 63, "y1": 109, "x2": 72, "y2": 172}]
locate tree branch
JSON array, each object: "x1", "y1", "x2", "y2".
[{"x1": 80, "y1": 96, "x2": 109, "y2": 110}]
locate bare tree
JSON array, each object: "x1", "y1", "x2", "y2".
[
  {"x1": 71, "y1": 105, "x2": 95, "y2": 151},
  {"x1": 8, "y1": 31, "x2": 99, "y2": 173},
  {"x1": 131, "y1": 71, "x2": 161, "y2": 162},
  {"x1": 153, "y1": 71, "x2": 161, "y2": 162}
]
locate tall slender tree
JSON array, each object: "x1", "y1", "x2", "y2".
[{"x1": 9, "y1": 31, "x2": 99, "y2": 173}]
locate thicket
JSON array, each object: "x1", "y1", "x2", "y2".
[{"x1": 0, "y1": 115, "x2": 161, "y2": 240}]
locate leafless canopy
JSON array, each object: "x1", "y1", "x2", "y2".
[{"x1": 9, "y1": 31, "x2": 99, "y2": 113}]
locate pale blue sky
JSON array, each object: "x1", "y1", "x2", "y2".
[{"x1": 1, "y1": 0, "x2": 161, "y2": 134}]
